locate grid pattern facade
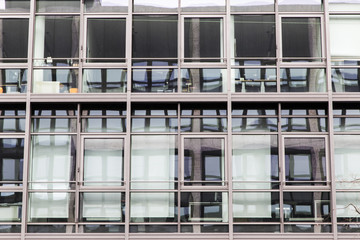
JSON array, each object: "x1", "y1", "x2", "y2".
[{"x1": 1, "y1": 0, "x2": 360, "y2": 240}]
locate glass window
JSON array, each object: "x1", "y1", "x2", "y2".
[
  {"x1": 83, "y1": 69, "x2": 126, "y2": 93},
  {"x1": 230, "y1": 0, "x2": 274, "y2": 12},
  {"x1": 0, "y1": 0, "x2": 30, "y2": 12},
  {"x1": 34, "y1": 16, "x2": 79, "y2": 66},
  {"x1": 33, "y1": 69, "x2": 78, "y2": 94},
  {"x1": 280, "y1": 68, "x2": 326, "y2": 92},
  {"x1": 183, "y1": 138, "x2": 225, "y2": 186},
  {"x1": 278, "y1": 0, "x2": 323, "y2": 12},
  {"x1": 80, "y1": 193, "x2": 124, "y2": 222},
  {"x1": 284, "y1": 138, "x2": 326, "y2": 185},
  {"x1": 181, "y1": 0, "x2": 225, "y2": 12},
  {"x1": 0, "y1": 138, "x2": 24, "y2": 184},
  {"x1": 181, "y1": 68, "x2": 226, "y2": 93},
  {"x1": 330, "y1": 16, "x2": 360, "y2": 60},
  {"x1": 83, "y1": 138, "x2": 124, "y2": 186},
  {"x1": 332, "y1": 68, "x2": 360, "y2": 92},
  {"x1": 282, "y1": 17, "x2": 322, "y2": 62},
  {"x1": 184, "y1": 18, "x2": 223, "y2": 61},
  {"x1": 232, "y1": 15, "x2": 276, "y2": 59},
  {"x1": 0, "y1": 192, "x2": 22, "y2": 222},
  {"x1": 232, "y1": 68, "x2": 276, "y2": 93},
  {"x1": 181, "y1": 192, "x2": 228, "y2": 222},
  {"x1": 133, "y1": 15, "x2": 177, "y2": 61},
  {"x1": 329, "y1": 0, "x2": 360, "y2": 11},
  {"x1": 28, "y1": 192, "x2": 75, "y2": 222},
  {"x1": 36, "y1": 0, "x2": 80, "y2": 12},
  {"x1": 131, "y1": 135, "x2": 177, "y2": 189},
  {"x1": 29, "y1": 135, "x2": 76, "y2": 189},
  {"x1": 232, "y1": 135, "x2": 278, "y2": 189},
  {"x1": 0, "y1": 69, "x2": 27, "y2": 94},
  {"x1": 0, "y1": 107, "x2": 26, "y2": 133},
  {"x1": 132, "y1": 68, "x2": 178, "y2": 93},
  {"x1": 336, "y1": 192, "x2": 360, "y2": 222},
  {"x1": 130, "y1": 192, "x2": 177, "y2": 222},
  {"x1": 0, "y1": 19, "x2": 28, "y2": 62},
  {"x1": 86, "y1": 18, "x2": 126, "y2": 62},
  {"x1": 134, "y1": 0, "x2": 178, "y2": 12},
  {"x1": 85, "y1": 0, "x2": 128, "y2": 12}
]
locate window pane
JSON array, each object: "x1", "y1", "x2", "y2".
[
  {"x1": 282, "y1": 18, "x2": 322, "y2": 61},
  {"x1": 132, "y1": 118, "x2": 178, "y2": 132},
  {"x1": 130, "y1": 192, "x2": 177, "y2": 222},
  {"x1": 0, "y1": 19, "x2": 28, "y2": 62},
  {"x1": 181, "y1": 0, "x2": 225, "y2": 12},
  {"x1": 283, "y1": 192, "x2": 330, "y2": 222},
  {"x1": 33, "y1": 69, "x2": 78, "y2": 93},
  {"x1": 332, "y1": 68, "x2": 360, "y2": 92},
  {"x1": 133, "y1": 15, "x2": 177, "y2": 59},
  {"x1": 83, "y1": 69, "x2": 127, "y2": 93},
  {"x1": 232, "y1": 68, "x2": 276, "y2": 93},
  {"x1": 334, "y1": 135, "x2": 360, "y2": 189},
  {"x1": 84, "y1": 139, "x2": 124, "y2": 186},
  {"x1": 85, "y1": 0, "x2": 128, "y2": 12},
  {"x1": 181, "y1": 69, "x2": 226, "y2": 93},
  {"x1": 132, "y1": 69, "x2": 178, "y2": 93},
  {"x1": 36, "y1": 0, "x2": 80, "y2": 12},
  {"x1": 233, "y1": 192, "x2": 279, "y2": 221},
  {"x1": 184, "y1": 138, "x2": 224, "y2": 185},
  {"x1": 29, "y1": 135, "x2": 76, "y2": 189},
  {"x1": 280, "y1": 68, "x2": 326, "y2": 92},
  {"x1": 233, "y1": 15, "x2": 276, "y2": 58},
  {"x1": 279, "y1": 0, "x2": 323, "y2": 12},
  {"x1": 284, "y1": 224, "x2": 331, "y2": 233},
  {"x1": 131, "y1": 135, "x2": 177, "y2": 189},
  {"x1": 284, "y1": 138, "x2": 326, "y2": 185},
  {"x1": 230, "y1": 0, "x2": 274, "y2": 12},
  {"x1": 0, "y1": 192, "x2": 22, "y2": 222},
  {"x1": 0, "y1": 0, "x2": 30, "y2": 12},
  {"x1": 134, "y1": 0, "x2": 178, "y2": 12},
  {"x1": 181, "y1": 118, "x2": 227, "y2": 132},
  {"x1": 87, "y1": 19, "x2": 126, "y2": 62},
  {"x1": 28, "y1": 192, "x2": 75, "y2": 222},
  {"x1": 82, "y1": 224, "x2": 124, "y2": 233},
  {"x1": 234, "y1": 224, "x2": 280, "y2": 232},
  {"x1": 34, "y1": 16, "x2": 79, "y2": 63},
  {"x1": 232, "y1": 135, "x2": 278, "y2": 189},
  {"x1": 0, "y1": 69, "x2": 27, "y2": 93},
  {"x1": 336, "y1": 192, "x2": 360, "y2": 221},
  {"x1": 32, "y1": 118, "x2": 76, "y2": 132},
  {"x1": 281, "y1": 118, "x2": 327, "y2": 132},
  {"x1": 81, "y1": 193, "x2": 124, "y2": 222},
  {"x1": 0, "y1": 138, "x2": 24, "y2": 182},
  {"x1": 184, "y1": 18, "x2": 223, "y2": 61},
  {"x1": 181, "y1": 192, "x2": 228, "y2": 222},
  {"x1": 329, "y1": 0, "x2": 360, "y2": 11}
]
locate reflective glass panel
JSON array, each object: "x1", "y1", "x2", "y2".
[
  {"x1": 33, "y1": 69, "x2": 78, "y2": 93},
  {"x1": 181, "y1": 0, "x2": 225, "y2": 12},
  {"x1": 29, "y1": 135, "x2": 76, "y2": 189},
  {"x1": 132, "y1": 118, "x2": 178, "y2": 132},
  {"x1": 334, "y1": 117, "x2": 360, "y2": 131},
  {"x1": 284, "y1": 224, "x2": 331, "y2": 233},
  {"x1": 232, "y1": 68, "x2": 276, "y2": 93},
  {"x1": 83, "y1": 69, "x2": 127, "y2": 93},
  {"x1": 181, "y1": 69, "x2": 226, "y2": 93},
  {"x1": 233, "y1": 192, "x2": 279, "y2": 221},
  {"x1": 332, "y1": 68, "x2": 360, "y2": 92},
  {"x1": 180, "y1": 192, "x2": 228, "y2": 222},
  {"x1": 181, "y1": 224, "x2": 229, "y2": 232},
  {"x1": 0, "y1": 138, "x2": 24, "y2": 182},
  {"x1": 130, "y1": 192, "x2": 177, "y2": 222},
  {"x1": 232, "y1": 118, "x2": 277, "y2": 132},
  {"x1": 181, "y1": 118, "x2": 227, "y2": 132},
  {"x1": 130, "y1": 224, "x2": 177, "y2": 233},
  {"x1": 281, "y1": 118, "x2": 327, "y2": 132},
  {"x1": 329, "y1": 0, "x2": 360, "y2": 11},
  {"x1": 0, "y1": 0, "x2": 29, "y2": 12},
  {"x1": 184, "y1": 138, "x2": 225, "y2": 185},
  {"x1": 184, "y1": 18, "x2": 223, "y2": 61},
  {"x1": 133, "y1": 15, "x2": 177, "y2": 59},
  {"x1": 278, "y1": 0, "x2": 323, "y2": 12},
  {"x1": 233, "y1": 15, "x2": 276, "y2": 58},
  {"x1": 36, "y1": 0, "x2": 80, "y2": 12},
  {"x1": 336, "y1": 192, "x2": 360, "y2": 222},
  {"x1": 131, "y1": 135, "x2": 177, "y2": 189},
  {"x1": 284, "y1": 138, "x2": 326, "y2": 185},
  {"x1": 82, "y1": 118, "x2": 126, "y2": 132},
  {"x1": 0, "y1": 19, "x2": 28, "y2": 62},
  {"x1": 27, "y1": 224, "x2": 74, "y2": 233},
  {"x1": 283, "y1": 192, "x2": 330, "y2": 222},
  {"x1": 28, "y1": 192, "x2": 75, "y2": 222},
  {"x1": 230, "y1": 0, "x2": 274, "y2": 12},
  {"x1": 82, "y1": 224, "x2": 125, "y2": 233},
  {"x1": 0, "y1": 225, "x2": 21, "y2": 233},
  {"x1": 85, "y1": 0, "x2": 128, "y2": 12},
  {"x1": 0, "y1": 69, "x2": 27, "y2": 93},
  {"x1": 232, "y1": 135, "x2": 278, "y2": 189},
  {"x1": 80, "y1": 193, "x2": 124, "y2": 222},
  {"x1": 87, "y1": 19, "x2": 126, "y2": 62},
  {"x1": 134, "y1": 0, "x2": 178, "y2": 12},
  {"x1": 234, "y1": 224, "x2": 280, "y2": 232},
  {"x1": 132, "y1": 69, "x2": 178, "y2": 93},
  {"x1": 0, "y1": 192, "x2": 22, "y2": 222},
  {"x1": 280, "y1": 68, "x2": 326, "y2": 92},
  {"x1": 32, "y1": 119, "x2": 76, "y2": 132},
  {"x1": 84, "y1": 139, "x2": 124, "y2": 186},
  {"x1": 282, "y1": 18, "x2": 322, "y2": 61}
]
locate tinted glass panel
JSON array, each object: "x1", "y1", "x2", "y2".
[{"x1": 0, "y1": 138, "x2": 24, "y2": 182}]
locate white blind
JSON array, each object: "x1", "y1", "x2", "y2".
[
  {"x1": 82, "y1": 193, "x2": 122, "y2": 220},
  {"x1": 130, "y1": 192, "x2": 175, "y2": 218},
  {"x1": 29, "y1": 192, "x2": 69, "y2": 218},
  {"x1": 233, "y1": 192, "x2": 272, "y2": 218}
]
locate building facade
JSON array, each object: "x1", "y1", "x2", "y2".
[{"x1": 1, "y1": 0, "x2": 360, "y2": 239}]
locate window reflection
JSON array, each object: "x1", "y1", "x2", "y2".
[
  {"x1": 0, "y1": 0, "x2": 30, "y2": 12},
  {"x1": 230, "y1": 0, "x2": 274, "y2": 12},
  {"x1": 181, "y1": 69, "x2": 226, "y2": 93},
  {"x1": 85, "y1": 0, "x2": 128, "y2": 12},
  {"x1": 280, "y1": 68, "x2": 326, "y2": 92},
  {"x1": 0, "y1": 192, "x2": 22, "y2": 222},
  {"x1": 233, "y1": 68, "x2": 276, "y2": 93},
  {"x1": 278, "y1": 0, "x2": 323, "y2": 12},
  {"x1": 83, "y1": 69, "x2": 126, "y2": 93},
  {"x1": 132, "y1": 69, "x2": 177, "y2": 93},
  {"x1": 181, "y1": 0, "x2": 225, "y2": 12},
  {"x1": 33, "y1": 69, "x2": 78, "y2": 93}
]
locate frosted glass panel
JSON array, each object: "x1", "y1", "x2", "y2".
[
  {"x1": 82, "y1": 193, "x2": 123, "y2": 221},
  {"x1": 233, "y1": 192, "x2": 273, "y2": 218}
]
